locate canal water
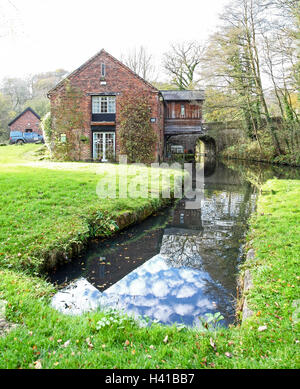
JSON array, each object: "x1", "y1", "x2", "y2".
[{"x1": 49, "y1": 159, "x2": 299, "y2": 327}]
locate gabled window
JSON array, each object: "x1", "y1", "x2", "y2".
[
  {"x1": 101, "y1": 63, "x2": 106, "y2": 78},
  {"x1": 92, "y1": 96, "x2": 116, "y2": 113}
]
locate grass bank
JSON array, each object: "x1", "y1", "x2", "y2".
[
  {"x1": 0, "y1": 145, "x2": 299, "y2": 368},
  {"x1": 0, "y1": 145, "x2": 179, "y2": 274}
]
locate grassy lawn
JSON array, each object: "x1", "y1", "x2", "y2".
[
  {"x1": 0, "y1": 145, "x2": 178, "y2": 274},
  {"x1": 0, "y1": 145, "x2": 299, "y2": 368}
]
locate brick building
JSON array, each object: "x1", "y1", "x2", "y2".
[
  {"x1": 48, "y1": 49, "x2": 205, "y2": 162},
  {"x1": 8, "y1": 107, "x2": 41, "y2": 135}
]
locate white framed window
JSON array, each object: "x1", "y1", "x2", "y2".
[
  {"x1": 107, "y1": 97, "x2": 115, "y2": 113},
  {"x1": 171, "y1": 145, "x2": 184, "y2": 154},
  {"x1": 92, "y1": 96, "x2": 116, "y2": 114},
  {"x1": 92, "y1": 97, "x2": 100, "y2": 113}
]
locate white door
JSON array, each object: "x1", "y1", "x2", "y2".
[{"x1": 93, "y1": 132, "x2": 115, "y2": 161}]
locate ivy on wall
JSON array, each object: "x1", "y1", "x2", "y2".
[
  {"x1": 118, "y1": 91, "x2": 157, "y2": 163},
  {"x1": 47, "y1": 80, "x2": 87, "y2": 161}
]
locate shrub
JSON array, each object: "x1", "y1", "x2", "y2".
[
  {"x1": 118, "y1": 92, "x2": 158, "y2": 163},
  {"x1": 50, "y1": 80, "x2": 86, "y2": 161}
]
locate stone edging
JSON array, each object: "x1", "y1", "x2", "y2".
[{"x1": 41, "y1": 197, "x2": 174, "y2": 272}]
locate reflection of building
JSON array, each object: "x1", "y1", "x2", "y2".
[
  {"x1": 161, "y1": 199, "x2": 204, "y2": 268},
  {"x1": 167, "y1": 200, "x2": 203, "y2": 232}
]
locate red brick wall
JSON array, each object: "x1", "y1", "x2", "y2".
[
  {"x1": 49, "y1": 50, "x2": 164, "y2": 162},
  {"x1": 9, "y1": 110, "x2": 41, "y2": 134}
]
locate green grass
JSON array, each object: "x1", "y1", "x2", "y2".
[
  {"x1": 0, "y1": 143, "x2": 47, "y2": 164},
  {"x1": 0, "y1": 145, "x2": 179, "y2": 273},
  {"x1": 0, "y1": 145, "x2": 299, "y2": 368}
]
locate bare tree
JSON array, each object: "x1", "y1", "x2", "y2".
[
  {"x1": 163, "y1": 41, "x2": 205, "y2": 90},
  {"x1": 269, "y1": 0, "x2": 299, "y2": 14},
  {"x1": 121, "y1": 46, "x2": 156, "y2": 82},
  {"x1": 1, "y1": 77, "x2": 30, "y2": 111},
  {"x1": 202, "y1": 0, "x2": 299, "y2": 159}
]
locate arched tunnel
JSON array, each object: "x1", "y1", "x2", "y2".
[
  {"x1": 165, "y1": 134, "x2": 217, "y2": 161},
  {"x1": 194, "y1": 135, "x2": 217, "y2": 159}
]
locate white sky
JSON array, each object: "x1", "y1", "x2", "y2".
[{"x1": 0, "y1": 0, "x2": 229, "y2": 80}]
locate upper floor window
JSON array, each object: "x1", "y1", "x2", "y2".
[
  {"x1": 92, "y1": 96, "x2": 116, "y2": 114},
  {"x1": 101, "y1": 63, "x2": 106, "y2": 78},
  {"x1": 180, "y1": 104, "x2": 185, "y2": 117}
]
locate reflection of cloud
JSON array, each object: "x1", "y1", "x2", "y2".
[
  {"x1": 173, "y1": 303, "x2": 194, "y2": 315},
  {"x1": 176, "y1": 284, "x2": 197, "y2": 298},
  {"x1": 180, "y1": 269, "x2": 200, "y2": 283},
  {"x1": 152, "y1": 280, "x2": 169, "y2": 297},
  {"x1": 145, "y1": 304, "x2": 173, "y2": 322},
  {"x1": 164, "y1": 269, "x2": 179, "y2": 278},
  {"x1": 132, "y1": 296, "x2": 158, "y2": 307},
  {"x1": 97, "y1": 254, "x2": 222, "y2": 325},
  {"x1": 196, "y1": 298, "x2": 213, "y2": 309},
  {"x1": 52, "y1": 247, "x2": 231, "y2": 326},
  {"x1": 51, "y1": 278, "x2": 102, "y2": 315},
  {"x1": 167, "y1": 278, "x2": 184, "y2": 288},
  {"x1": 137, "y1": 256, "x2": 169, "y2": 274},
  {"x1": 129, "y1": 278, "x2": 147, "y2": 295}
]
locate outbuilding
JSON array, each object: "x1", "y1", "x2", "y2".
[{"x1": 8, "y1": 107, "x2": 42, "y2": 135}]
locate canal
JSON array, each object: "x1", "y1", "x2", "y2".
[{"x1": 49, "y1": 159, "x2": 299, "y2": 327}]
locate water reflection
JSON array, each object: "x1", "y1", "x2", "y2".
[
  {"x1": 99, "y1": 254, "x2": 231, "y2": 326},
  {"x1": 50, "y1": 159, "x2": 278, "y2": 326},
  {"x1": 49, "y1": 212, "x2": 169, "y2": 289},
  {"x1": 96, "y1": 167, "x2": 256, "y2": 326}
]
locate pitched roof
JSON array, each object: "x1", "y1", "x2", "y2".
[
  {"x1": 8, "y1": 107, "x2": 41, "y2": 126},
  {"x1": 47, "y1": 49, "x2": 159, "y2": 97},
  {"x1": 160, "y1": 90, "x2": 205, "y2": 101}
]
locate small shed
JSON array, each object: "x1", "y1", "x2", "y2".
[{"x1": 8, "y1": 107, "x2": 41, "y2": 134}]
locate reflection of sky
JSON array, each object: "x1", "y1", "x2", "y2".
[
  {"x1": 99, "y1": 254, "x2": 230, "y2": 326},
  {"x1": 51, "y1": 164, "x2": 258, "y2": 326}
]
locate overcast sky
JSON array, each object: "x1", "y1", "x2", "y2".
[{"x1": 0, "y1": 0, "x2": 229, "y2": 80}]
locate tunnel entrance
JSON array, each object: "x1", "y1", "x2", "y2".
[
  {"x1": 164, "y1": 134, "x2": 217, "y2": 162},
  {"x1": 195, "y1": 136, "x2": 216, "y2": 160}
]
